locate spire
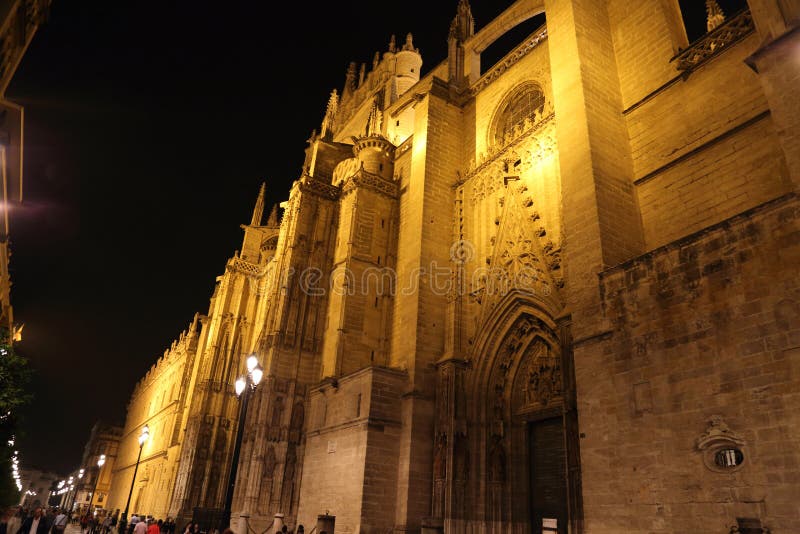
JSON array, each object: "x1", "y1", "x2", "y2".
[
  {"x1": 373, "y1": 51, "x2": 380, "y2": 70},
  {"x1": 365, "y1": 98, "x2": 383, "y2": 137},
  {"x1": 343, "y1": 61, "x2": 357, "y2": 97},
  {"x1": 706, "y1": 0, "x2": 725, "y2": 31},
  {"x1": 267, "y1": 203, "x2": 279, "y2": 227},
  {"x1": 388, "y1": 34, "x2": 396, "y2": 53},
  {"x1": 448, "y1": 0, "x2": 475, "y2": 89},
  {"x1": 251, "y1": 182, "x2": 266, "y2": 226},
  {"x1": 358, "y1": 62, "x2": 366, "y2": 87},
  {"x1": 321, "y1": 89, "x2": 339, "y2": 139},
  {"x1": 451, "y1": 0, "x2": 474, "y2": 42}
]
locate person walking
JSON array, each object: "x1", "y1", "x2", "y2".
[
  {"x1": 15, "y1": 507, "x2": 50, "y2": 534},
  {"x1": 132, "y1": 518, "x2": 146, "y2": 534},
  {"x1": 51, "y1": 510, "x2": 67, "y2": 534}
]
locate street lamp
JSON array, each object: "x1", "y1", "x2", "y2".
[
  {"x1": 121, "y1": 424, "x2": 150, "y2": 529},
  {"x1": 85, "y1": 454, "x2": 106, "y2": 516},
  {"x1": 221, "y1": 353, "x2": 263, "y2": 531}
]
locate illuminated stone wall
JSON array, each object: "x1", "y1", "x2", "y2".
[{"x1": 108, "y1": 1, "x2": 800, "y2": 532}]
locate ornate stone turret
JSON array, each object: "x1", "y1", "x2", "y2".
[
  {"x1": 352, "y1": 100, "x2": 395, "y2": 182},
  {"x1": 394, "y1": 33, "x2": 422, "y2": 97},
  {"x1": 706, "y1": 0, "x2": 725, "y2": 31},
  {"x1": 448, "y1": 0, "x2": 476, "y2": 90}
]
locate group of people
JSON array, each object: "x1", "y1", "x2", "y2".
[
  {"x1": 0, "y1": 506, "x2": 70, "y2": 534},
  {"x1": 125, "y1": 515, "x2": 178, "y2": 534},
  {"x1": 0, "y1": 508, "x2": 310, "y2": 534}
]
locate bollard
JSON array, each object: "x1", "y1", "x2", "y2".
[
  {"x1": 272, "y1": 514, "x2": 285, "y2": 533},
  {"x1": 237, "y1": 514, "x2": 249, "y2": 534},
  {"x1": 420, "y1": 517, "x2": 443, "y2": 534},
  {"x1": 316, "y1": 514, "x2": 335, "y2": 534}
]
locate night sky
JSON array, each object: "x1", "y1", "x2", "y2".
[
  {"x1": 8, "y1": 0, "x2": 722, "y2": 475},
  {"x1": 8, "y1": 0, "x2": 525, "y2": 475}
]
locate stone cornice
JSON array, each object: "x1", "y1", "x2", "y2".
[
  {"x1": 298, "y1": 174, "x2": 341, "y2": 200},
  {"x1": 470, "y1": 27, "x2": 548, "y2": 96},
  {"x1": 342, "y1": 169, "x2": 399, "y2": 199}
]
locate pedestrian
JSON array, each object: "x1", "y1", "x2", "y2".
[
  {"x1": 102, "y1": 515, "x2": 111, "y2": 534},
  {"x1": 15, "y1": 507, "x2": 50, "y2": 534},
  {"x1": 1, "y1": 506, "x2": 13, "y2": 534},
  {"x1": 8, "y1": 507, "x2": 22, "y2": 534},
  {"x1": 51, "y1": 510, "x2": 67, "y2": 534},
  {"x1": 132, "y1": 518, "x2": 146, "y2": 534},
  {"x1": 146, "y1": 519, "x2": 159, "y2": 534},
  {"x1": 296, "y1": 526, "x2": 303, "y2": 534}
]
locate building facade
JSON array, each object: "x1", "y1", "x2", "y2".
[
  {"x1": 71, "y1": 422, "x2": 122, "y2": 514},
  {"x1": 108, "y1": 1, "x2": 800, "y2": 533},
  {"x1": 0, "y1": 0, "x2": 50, "y2": 344}
]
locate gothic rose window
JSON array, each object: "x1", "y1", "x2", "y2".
[{"x1": 493, "y1": 83, "x2": 545, "y2": 146}]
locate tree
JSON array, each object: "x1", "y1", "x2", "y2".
[{"x1": 0, "y1": 339, "x2": 34, "y2": 507}]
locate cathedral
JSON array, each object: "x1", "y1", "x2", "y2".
[{"x1": 105, "y1": 1, "x2": 800, "y2": 533}]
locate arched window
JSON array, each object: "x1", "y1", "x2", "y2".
[{"x1": 493, "y1": 83, "x2": 545, "y2": 146}]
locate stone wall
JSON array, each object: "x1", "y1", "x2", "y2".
[
  {"x1": 297, "y1": 367, "x2": 405, "y2": 534},
  {"x1": 576, "y1": 193, "x2": 800, "y2": 532}
]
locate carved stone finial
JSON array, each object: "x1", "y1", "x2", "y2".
[
  {"x1": 373, "y1": 51, "x2": 380, "y2": 70},
  {"x1": 358, "y1": 62, "x2": 366, "y2": 87},
  {"x1": 266, "y1": 204, "x2": 279, "y2": 227},
  {"x1": 343, "y1": 62, "x2": 357, "y2": 96},
  {"x1": 402, "y1": 33, "x2": 416, "y2": 52},
  {"x1": 706, "y1": 0, "x2": 725, "y2": 31},
  {"x1": 388, "y1": 34, "x2": 397, "y2": 53}
]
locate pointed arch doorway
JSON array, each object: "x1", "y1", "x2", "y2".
[{"x1": 461, "y1": 300, "x2": 583, "y2": 533}]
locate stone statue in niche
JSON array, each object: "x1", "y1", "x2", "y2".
[
  {"x1": 488, "y1": 436, "x2": 505, "y2": 524},
  {"x1": 432, "y1": 433, "x2": 447, "y2": 518},
  {"x1": 281, "y1": 444, "x2": 297, "y2": 509},
  {"x1": 433, "y1": 433, "x2": 447, "y2": 480},
  {"x1": 452, "y1": 434, "x2": 469, "y2": 518},
  {"x1": 453, "y1": 434, "x2": 468, "y2": 481},
  {"x1": 258, "y1": 446, "x2": 277, "y2": 514},
  {"x1": 269, "y1": 396, "x2": 285, "y2": 441},
  {"x1": 488, "y1": 436, "x2": 506, "y2": 483},
  {"x1": 289, "y1": 401, "x2": 305, "y2": 443},
  {"x1": 437, "y1": 370, "x2": 451, "y2": 429}
]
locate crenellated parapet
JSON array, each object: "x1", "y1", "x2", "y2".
[{"x1": 130, "y1": 314, "x2": 200, "y2": 399}]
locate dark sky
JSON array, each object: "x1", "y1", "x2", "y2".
[
  {"x1": 8, "y1": 0, "x2": 722, "y2": 475},
  {"x1": 8, "y1": 0, "x2": 528, "y2": 475}
]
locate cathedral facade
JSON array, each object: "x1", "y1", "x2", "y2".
[{"x1": 106, "y1": 1, "x2": 800, "y2": 533}]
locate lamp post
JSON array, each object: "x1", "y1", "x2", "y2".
[
  {"x1": 221, "y1": 353, "x2": 263, "y2": 531},
  {"x1": 85, "y1": 454, "x2": 106, "y2": 517},
  {"x1": 120, "y1": 424, "x2": 150, "y2": 530}
]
